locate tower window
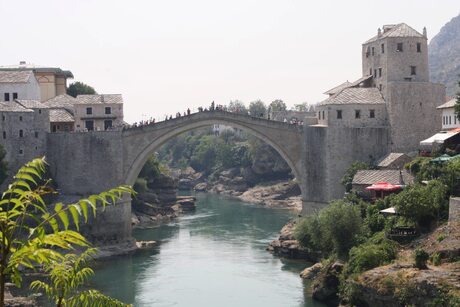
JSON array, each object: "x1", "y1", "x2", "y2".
[
  {"x1": 369, "y1": 68, "x2": 372, "y2": 76},
  {"x1": 2, "y1": 132, "x2": 5, "y2": 139},
  {"x1": 381, "y1": 43, "x2": 384, "y2": 53},
  {"x1": 4, "y1": 93, "x2": 10, "y2": 101},
  {"x1": 378, "y1": 68, "x2": 382, "y2": 77},
  {"x1": 19, "y1": 149, "x2": 23, "y2": 155},
  {"x1": 105, "y1": 107, "x2": 111, "y2": 114},
  {"x1": 337, "y1": 110, "x2": 342, "y2": 119},
  {"x1": 19, "y1": 130, "x2": 23, "y2": 137},
  {"x1": 38, "y1": 109, "x2": 42, "y2": 114},
  {"x1": 410, "y1": 66, "x2": 417, "y2": 75},
  {"x1": 374, "y1": 69, "x2": 377, "y2": 78},
  {"x1": 13, "y1": 93, "x2": 18, "y2": 100},
  {"x1": 370, "y1": 110, "x2": 375, "y2": 118},
  {"x1": 34, "y1": 131, "x2": 39, "y2": 138},
  {"x1": 322, "y1": 111, "x2": 325, "y2": 120},
  {"x1": 355, "y1": 110, "x2": 361, "y2": 119},
  {"x1": 396, "y1": 43, "x2": 403, "y2": 52},
  {"x1": 19, "y1": 116, "x2": 22, "y2": 121},
  {"x1": 86, "y1": 107, "x2": 93, "y2": 115},
  {"x1": 417, "y1": 43, "x2": 421, "y2": 53},
  {"x1": 371, "y1": 47, "x2": 375, "y2": 56}
]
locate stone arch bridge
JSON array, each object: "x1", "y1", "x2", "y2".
[{"x1": 47, "y1": 110, "x2": 389, "y2": 244}]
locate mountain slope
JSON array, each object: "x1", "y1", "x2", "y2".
[{"x1": 429, "y1": 13, "x2": 460, "y2": 97}]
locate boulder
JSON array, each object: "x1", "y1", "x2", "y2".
[
  {"x1": 312, "y1": 261, "x2": 344, "y2": 304},
  {"x1": 300, "y1": 263, "x2": 323, "y2": 279},
  {"x1": 178, "y1": 178, "x2": 193, "y2": 190},
  {"x1": 220, "y1": 167, "x2": 240, "y2": 178},
  {"x1": 194, "y1": 182, "x2": 208, "y2": 191},
  {"x1": 138, "y1": 192, "x2": 159, "y2": 204}
]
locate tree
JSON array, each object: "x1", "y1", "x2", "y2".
[
  {"x1": 31, "y1": 248, "x2": 129, "y2": 307},
  {"x1": 227, "y1": 100, "x2": 247, "y2": 114},
  {"x1": 292, "y1": 102, "x2": 310, "y2": 112},
  {"x1": 269, "y1": 100, "x2": 287, "y2": 113},
  {"x1": 341, "y1": 162, "x2": 370, "y2": 192},
  {"x1": 454, "y1": 80, "x2": 460, "y2": 120},
  {"x1": 67, "y1": 82, "x2": 97, "y2": 98},
  {"x1": 248, "y1": 100, "x2": 267, "y2": 118},
  {"x1": 0, "y1": 158, "x2": 133, "y2": 306},
  {"x1": 0, "y1": 145, "x2": 7, "y2": 186}
]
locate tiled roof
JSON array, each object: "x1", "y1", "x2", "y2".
[
  {"x1": 437, "y1": 98, "x2": 456, "y2": 109},
  {"x1": 365, "y1": 23, "x2": 425, "y2": 44},
  {"x1": 75, "y1": 94, "x2": 123, "y2": 104},
  {"x1": 16, "y1": 100, "x2": 48, "y2": 109},
  {"x1": 323, "y1": 81, "x2": 352, "y2": 95},
  {"x1": 0, "y1": 63, "x2": 73, "y2": 78},
  {"x1": 352, "y1": 169, "x2": 414, "y2": 185},
  {"x1": 377, "y1": 153, "x2": 409, "y2": 167},
  {"x1": 43, "y1": 94, "x2": 76, "y2": 110},
  {"x1": 0, "y1": 101, "x2": 33, "y2": 112},
  {"x1": 0, "y1": 70, "x2": 33, "y2": 83},
  {"x1": 319, "y1": 87, "x2": 385, "y2": 106},
  {"x1": 49, "y1": 109, "x2": 74, "y2": 123}
]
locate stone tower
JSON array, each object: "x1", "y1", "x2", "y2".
[{"x1": 362, "y1": 23, "x2": 445, "y2": 152}]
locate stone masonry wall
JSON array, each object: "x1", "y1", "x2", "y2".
[{"x1": 449, "y1": 197, "x2": 460, "y2": 224}]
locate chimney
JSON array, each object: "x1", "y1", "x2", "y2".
[
  {"x1": 19, "y1": 61, "x2": 26, "y2": 65},
  {"x1": 378, "y1": 28, "x2": 382, "y2": 37},
  {"x1": 423, "y1": 27, "x2": 427, "y2": 38}
]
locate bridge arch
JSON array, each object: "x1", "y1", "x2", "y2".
[{"x1": 122, "y1": 111, "x2": 305, "y2": 199}]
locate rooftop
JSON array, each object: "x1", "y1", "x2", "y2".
[
  {"x1": 43, "y1": 94, "x2": 77, "y2": 110},
  {"x1": 75, "y1": 94, "x2": 123, "y2": 104},
  {"x1": 364, "y1": 23, "x2": 425, "y2": 44},
  {"x1": 323, "y1": 81, "x2": 352, "y2": 95},
  {"x1": 0, "y1": 70, "x2": 33, "y2": 83},
  {"x1": 319, "y1": 87, "x2": 385, "y2": 106},
  {"x1": 353, "y1": 169, "x2": 414, "y2": 186},
  {"x1": 0, "y1": 62, "x2": 73, "y2": 79},
  {"x1": 0, "y1": 101, "x2": 33, "y2": 113},
  {"x1": 377, "y1": 153, "x2": 410, "y2": 168},
  {"x1": 49, "y1": 109, "x2": 75, "y2": 123},
  {"x1": 16, "y1": 99, "x2": 48, "y2": 109},
  {"x1": 437, "y1": 98, "x2": 457, "y2": 109}
]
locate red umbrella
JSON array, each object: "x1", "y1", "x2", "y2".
[{"x1": 366, "y1": 182, "x2": 402, "y2": 191}]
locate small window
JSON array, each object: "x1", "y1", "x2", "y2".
[
  {"x1": 38, "y1": 109, "x2": 42, "y2": 114},
  {"x1": 86, "y1": 107, "x2": 93, "y2": 115},
  {"x1": 410, "y1": 66, "x2": 416, "y2": 76},
  {"x1": 322, "y1": 111, "x2": 325, "y2": 120},
  {"x1": 12, "y1": 93, "x2": 18, "y2": 100},
  {"x1": 4, "y1": 93, "x2": 10, "y2": 102},
  {"x1": 19, "y1": 149, "x2": 23, "y2": 155},
  {"x1": 449, "y1": 116, "x2": 452, "y2": 125},
  {"x1": 19, "y1": 130, "x2": 23, "y2": 137},
  {"x1": 34, "y1": 131, "x2": 39, "y2": 138},
  {"x1": 2, "y1": 132, "x2": 5, "y2": 139},
  {"x1": 379, "y1": 84, "x2": 383, "y2": 91},
  {"x1": 366, "y1": 47, "x2": 370, "y2": 58},
  {"x1": 404, "y1": 77, "x2": 412, "y2": 81},
  {"x1": 417, "y1": 43, "x2": 421, "y2": 53},
  {"x1": 397, "y1": 43, "x2": 403, "y2": 52},
  {"x1": 85, "y1": 120, "x2": 94, "y2": 131},
  {"x1": 370, "y1": 110, "x2": 375, "y2": 118},
  {"x1": 19, "y1": 116, "x2": 22, "y2": 121},
  {"x1": 355, "y1": 110, "x2": 361, "y2": 119},
  {"x1": 381, "y1": 43, "x2": 384, "y2": 53},
  {"x1": 104, "y1": 120, "x2": 113, "y2": 130},
  {"x1": 318, "y1": 112, "x2": 320, "y2": 119},
  {"x1": 1, "y1": 114, "x2": 4, "y2": 121},
  {"x1": 378, "y1": 68, "x2": 382, "y2": 77},
  {"x1": 371, "y1": 47, "x2": 375, "y2": 56},
  {"x1": 105, "y1": 107, "x2": 111, "y2": 114},
  {"x1": 374, "y1": 69, "x2": 377, "y2": 78},
  {"x1": 337, "y1": 110, "x2": 342, "y2": 119},
  {"x1": 369, "y1": 68, "x2": 372, "y2": 76}
]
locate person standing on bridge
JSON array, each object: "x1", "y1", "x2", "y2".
[{"x1": 187, "y1": 108, "x2": 191, "y2": 115}]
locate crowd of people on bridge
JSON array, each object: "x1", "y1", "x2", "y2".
[{"x1": 122, "y1": 101, "x2": 305, "y2": 130}]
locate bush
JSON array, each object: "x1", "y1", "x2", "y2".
[
  {"x1": 414, "y1": 248, "x2": 429, "y2": 269},
  {"x1": 341, "y1": 162, "x2": 370, "y2": 192},
  {"x1": 294, "y1": 200, "x2": 363, "y2": 258},
  {"x1": 430, "y1": 252, "x2": 441, "y2": 266},
  {"x1": 134, "y1": 178, "x2": 148, "y2": 193},
  {"x1": 345, "y1": 232, "x2": 398, "y2": 275}
]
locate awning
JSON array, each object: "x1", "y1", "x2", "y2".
[
  {"x1": 380, "y1": 207, "x2": 396, "y2": 214},
  {"x1": 420, "y1": 130, "x2": 460, "y2": 147},
  {"x1": 366, "y1": 182, "x2": 402, "y2": 191}
]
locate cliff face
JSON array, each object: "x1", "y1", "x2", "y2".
[{"x1": 429, "y1": 13, "x2": 460, "y2": 97}]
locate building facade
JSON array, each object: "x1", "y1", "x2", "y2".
[
  {"x1": 0, "y1": 70, "x2": 41, "y2": 102},
  {"x1": 74, "y1": 94, "x2": 124, "y2": 131},
  {"x1": 437, "y1": 98, "x2": 460, "y2": 130}
]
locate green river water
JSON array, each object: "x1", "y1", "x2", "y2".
[{"x1": 48, "y1": 193, "x2": 326, "y2": 307}]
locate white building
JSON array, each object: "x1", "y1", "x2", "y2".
[
  {"x1": 0, "y1": 70, "x2": 40, "y2": 102},
  {"x1": 437, "y1": 98, "x2": 459, "y2": 130},
  {"x1": 74, "y1": 94, "x2": 124, "y2": 131}
]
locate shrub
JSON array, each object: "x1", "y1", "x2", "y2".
[
  {"x1": 345, "y1": 232, "x2": 398, "y2": 275},
  {"x1": 134, "y1": 178, "x2": 148, "y2": 193},
  {"x1": 437, "y1": 234, "x2": 446, "y2": 242},
  {"x1": 414, "y1": 248, "x2": 429, "y2": 269},
  {"x1": 341, "y1": 162, "x2": 370, "y2": 192},
  {"x1": 430, "y1": 252, "x2": 441, "y2": 266}
]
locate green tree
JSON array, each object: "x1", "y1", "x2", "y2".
[
  {"x1": 293, "y1": 102, "x2": 310, "y2": 112},
  {"x1": 31, "y1": 248, "x2": 129, "y2": 307},
  {"x1": 0, "y1": 158, "x2": 133, "y2": 306},
  {"x1": 0, "y1": 145, "x2": 7, "y2": 185},
  {"x1": 269, "y1": 99, "x2": 287, "y2": 113},
  {"x1": 248, "y1": 100, "x2": 267, "y2": 118},
  {"x1": 341, "y1": 162, "x2": 370, "y2": 192},
  {"x1": 227, "y1": 100, "x2": 247, "y2": 113},
  {"x1": 67, "y1": 82, "x2": 97, "y2": 98}
]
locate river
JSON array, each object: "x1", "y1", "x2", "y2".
[{"x1": 82, "y1": 193, "x2": 325, "y2": 306}]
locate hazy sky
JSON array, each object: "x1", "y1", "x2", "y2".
[{"x1": 1, "y1": 0, "x2": 459, "y2": 123}]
